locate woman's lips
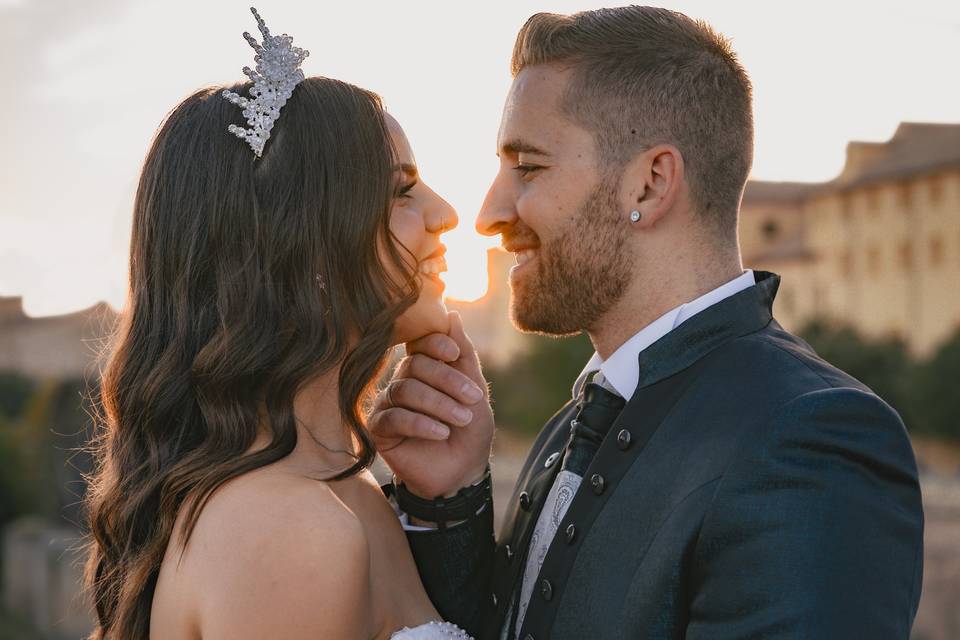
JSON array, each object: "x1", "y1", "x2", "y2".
[{"x1": 419, "y1": 254, "x2": 447, "y2": 276}]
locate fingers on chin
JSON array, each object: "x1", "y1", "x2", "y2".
[{"x1": 407, "y1": 333, "x2": 459, "y2": 362}]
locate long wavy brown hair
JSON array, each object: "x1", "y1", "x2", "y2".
[{"x1": 83, "y1": 77, "x2": 419, "y2": 639}]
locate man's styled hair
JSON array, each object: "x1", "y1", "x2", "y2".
[{"x1": 512, "y1": 6, "x2": 754, "y2": 239}]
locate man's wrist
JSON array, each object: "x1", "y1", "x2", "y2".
[
  {"x1": 400, "y1": 466, "x2": 491, "y2": 501},
  {"x1": 391, "y1": 466, "x2": 492, "y2": 530},
  {"x1": 408, "y1": 514, "x2": 468, "y2": 528}
]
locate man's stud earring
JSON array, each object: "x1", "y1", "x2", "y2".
[{"x1": 630, "y1": 210, "x2": 642, "y2": 223}]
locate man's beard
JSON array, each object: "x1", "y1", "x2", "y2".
[{"x1": 508, "y1": 175, "x2": 632, "y2": 336}]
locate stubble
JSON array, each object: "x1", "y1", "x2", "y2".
[{"x1": 509, "y1": 175, "x2": 632, "y2": 336}]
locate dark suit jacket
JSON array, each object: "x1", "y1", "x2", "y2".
[{"x1": 406, "y1": 272, "x2": 924, "y2": 639}]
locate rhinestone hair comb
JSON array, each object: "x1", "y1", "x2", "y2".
[{"x1": 222, "y1": 7, "x2": 310, "y2": 158}]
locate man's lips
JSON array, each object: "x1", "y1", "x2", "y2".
[
  {"x1": 513, "y1": 248, "x2": 538, "y2": 267},
  {"x1": 502, "y1": 240, "x2": 539, "y2": 253}
]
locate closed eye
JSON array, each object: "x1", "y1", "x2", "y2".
[
  {"x1": 513, "y1": 164, "x2": 543, "y2": 178},
  {"x1": 396, "y1": 180, "x2": 418, "y2": 199}
]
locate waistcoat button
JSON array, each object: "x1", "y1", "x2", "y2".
[
  {"x1": 540, "y1": 579, "x2": 553, "y2": 601},
  {"x1": 590, "y1": 473, "x2": 605, "y2": 495},
  {"x1": 519, "y1": 491, "x2": 531, "y2": 510}
]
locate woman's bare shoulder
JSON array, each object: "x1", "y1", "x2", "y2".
[{"x1": 182, "y1": 468, "x2": 374, "y2": 639}]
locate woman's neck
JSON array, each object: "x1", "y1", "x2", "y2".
[{"x1": 249, "y1": 368, "x2": 360, "y2": 478}]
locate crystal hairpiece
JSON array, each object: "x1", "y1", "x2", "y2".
[{"x1": 222, "y1": 7, "x2": 309, "y2": 158}]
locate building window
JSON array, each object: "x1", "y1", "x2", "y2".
[
  {"x1": 840, "y1": 249, "x2": 853, "y2": 277},
  {"x1": 899, "y1": 241, "x2": 915, "y2": 271},
  {"x1": 929, "y1": 175, "x2": 943, "y2": 206},
  {"x1": 762, "y1": 219, "x2": 780, "y2": 241},
  {"x1": 930, "y1": 236, "x2": 944, "y2": 267},
  {"x1": 840, "y1": 193, "x2": 852, "y2": 221},
  {"x1": 780, "y1": 288, "x2": 796, "y2": 317},
  {"x1": 868, "y1": 245, "x2": 881, "y2": 276},
  {"x1": 896, "y1": 181, "x2": 912, "y2": 210}
]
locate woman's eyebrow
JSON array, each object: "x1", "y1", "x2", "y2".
[{"x1": 395, "y1": 163, "x2": 419, "y2": 178}]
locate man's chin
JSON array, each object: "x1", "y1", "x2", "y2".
[{"x1": 509, "y1": 295, "x2": 582, "y2": 337}]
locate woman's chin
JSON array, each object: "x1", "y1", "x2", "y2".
[{"x1": 391, "y1": 296, "x2": 450, "y2": 346}]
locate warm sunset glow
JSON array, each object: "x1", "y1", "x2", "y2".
[
  {"x1": 441, "y1": 230, "x2": 499, "y2": 303},
  {"x1": 2, "y1": 1, "x2": 959, "y2": 317}
]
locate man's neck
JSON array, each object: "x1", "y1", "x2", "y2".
[{"x1": 587, "y1": 257, "x2": 744, "y2": 360}]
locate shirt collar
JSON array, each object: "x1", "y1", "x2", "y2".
[{"x1": 572, "y1": 269, "x2": 756, "y2": 400}]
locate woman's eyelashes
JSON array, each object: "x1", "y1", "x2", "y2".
[{"x1": 396, "y1": 180, "x2": 418, "y2": 200}]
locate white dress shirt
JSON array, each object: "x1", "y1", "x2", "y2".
[{"x1": 571, "y1": 269, "x2": 757, "y2": 401}]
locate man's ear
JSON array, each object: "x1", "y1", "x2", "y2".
[{"x1": 620, "y1": 144, "x2": 685, "y2": 229}]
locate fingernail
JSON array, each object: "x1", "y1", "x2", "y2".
[
  {"x1": 462, "y1": 383, "x2": 484, "y2": 402},
  {"x1": 452, "y1": 406, "x2": 473, "y2": 425},
  {"x1": 432, "y1": 422, "x2": 450, "y2": 439},
  {"x1": 446, "y1": 344, "x2": 461, "y2": 360}
]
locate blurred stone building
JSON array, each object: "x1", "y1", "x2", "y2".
[
  {"x1": 741, "y1": 122, "x2": 960, "y2": 356},
  {"x1": 0, "y1": 296, "x2": 117, "y2": 379}
]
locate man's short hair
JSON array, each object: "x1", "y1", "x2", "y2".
[{"x1": 512, "y1": 6, "x2": 754, "y2": 239}]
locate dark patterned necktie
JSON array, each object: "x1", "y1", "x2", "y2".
[{"x1": 561, "y1": 380, "x2": 626, "y2": 476}]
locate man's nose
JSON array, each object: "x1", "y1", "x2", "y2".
[{"x1": 476, "y1": 172, "x2": 517, "y2": 237}]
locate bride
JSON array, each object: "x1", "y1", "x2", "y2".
[{"x1": 83, "y1": 8, "x2": 482, "y2": 639}]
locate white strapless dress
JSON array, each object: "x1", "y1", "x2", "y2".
[{"x1": 390, "y1": 620, "x2": 473, "y2": 639}]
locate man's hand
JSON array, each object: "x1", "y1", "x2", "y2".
[{"x1": 368, "y1": 311, "x2": 494, "y2": 499}]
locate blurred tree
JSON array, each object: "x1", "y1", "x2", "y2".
[
  {"x1": 486, "y1": 319, "x2": 960, "y2": 441},
  {"x1": 484, "y1": 332, "x2": 594, "y2": 435},
  {"x1": 911, "y1": 329, "x2": 960, "y2": 440},
  {"x1": 0, "y1": 415, "x2": 30, "y2": 526},
  {"x1": 0, "y1": 370, "x2": 36, "y2": 420},
  {"x1": 799, "y1": 319, "x2": 917, "y2": 429},
  {"x1": 0, "y1": 378, "x2": 89, "y2": 528}
]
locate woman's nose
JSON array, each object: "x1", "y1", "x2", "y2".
[{"x1": 427, "y1": 192, "x2": 459, "y2": 234}]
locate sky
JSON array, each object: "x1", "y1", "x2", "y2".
[{"x1": 2, "y1": 0, "x2": 959, "y2": 317}]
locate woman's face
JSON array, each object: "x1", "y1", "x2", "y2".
[{"x1": 385, "y1": 114, "x2": 458, "y2": 344}]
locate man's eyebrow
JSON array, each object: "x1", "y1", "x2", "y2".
[
  {"x1": 498, "y1": 139, "x2": 551, "y2": 157},
  {"x1": 395, "y1": 163, "x2": 419, "y2": 178}
]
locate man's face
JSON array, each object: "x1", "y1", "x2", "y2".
[{"x1": 476, "y1": 65, "x2": 632, "y2": 336}]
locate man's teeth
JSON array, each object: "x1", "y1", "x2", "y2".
[
  {"x1": 515, "y1": 249, "x2": 537, "y2": 266},
  {"x1": 419, "y1": 255, "x2": 447, "y2": 276}
]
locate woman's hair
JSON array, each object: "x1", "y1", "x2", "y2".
[{"x1": 83, "y1": 77, "x2": 419, "y2": 639}]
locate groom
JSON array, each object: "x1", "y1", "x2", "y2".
[{"x1": 370, "y1": 6, "x2": 924, "y2": 639}]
